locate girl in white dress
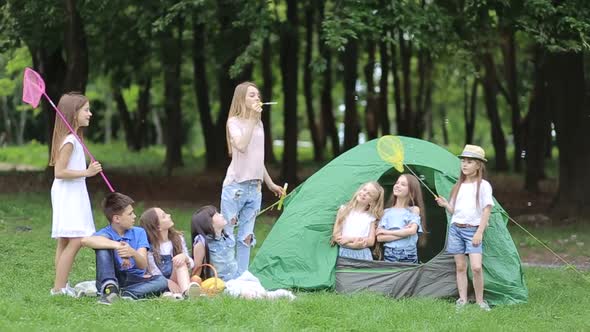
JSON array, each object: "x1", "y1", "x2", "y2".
[
  {"x1": 331, "y1": 182, "x2": 385, "y2": 260},
  {"x1": 49, "y1": 93, "x2": 102, "y2": 296}
]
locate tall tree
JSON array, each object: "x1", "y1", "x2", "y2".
[
  {"x1": 192, "y1": 15, "x2": 216, "y2": 169},
  {"x1": 160, "y1": 18, "x2": 184, "y2": 171},
  {"x1": 480, "y1": 52, "x2": 509, "y2": 171},
  {"x1": 317, "y1": 0, "x2": 339, "y2": 156},
  {"x1": 303, "y1": 1, "x2": 323, "y2": 161},
  {"x1": 546, "y1": 52, "x2": 590, "y2": 218},
  {"x1": 261, "y1": 37, "x2": 277, "y2": 163},
  {"x1": 524, "y1": 47, "x2": 550, "y2": 192},
  {"x1": 342, "y1": 39, "x2": 359, "y2": 151},
  {"x1": 279, "y1": 0, "x2": 299, "y2": 183},
  {"x1": 378, "y1": 39, "x2": 390, "y2": 135},
  {"x1": 364, "y1": 39, "x2": 378, "y2": 140}
]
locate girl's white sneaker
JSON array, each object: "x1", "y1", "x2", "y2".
[{"x1": 50, "y1": 287, "x2": 77, "y2": 297}]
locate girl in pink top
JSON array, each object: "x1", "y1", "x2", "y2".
[{"x1": 221, "y1": 82, "x2": 284, "y2": 275}]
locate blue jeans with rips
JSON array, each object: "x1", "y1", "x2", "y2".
[
  {"x1": 220, "y1": 180, "x2": 262, "y2": 275},
  {"x1": 95, "y1": 249, "x2": 168, "y2": 299}
]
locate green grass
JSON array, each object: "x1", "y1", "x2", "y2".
[{"x1": 1, "y1": 193, "x2": 589, "y2": 331}]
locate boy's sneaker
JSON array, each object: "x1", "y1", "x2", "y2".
[
  {"x1": 455, "y1": 298, "x2": 467, "y2": 312},
  {"x1": 98, "y1": 283, "x2": 119, "y2": 305},
  {"x1": 478, "y1": 301, "x2": 491, "y2": 312},
  {"x1": 184, "y1": 282, "x2": 201, "y2": 300}
]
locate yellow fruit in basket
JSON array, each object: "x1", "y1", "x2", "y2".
[{"x1": 201, "y1": 277, "x2": 225, "y2": 292}]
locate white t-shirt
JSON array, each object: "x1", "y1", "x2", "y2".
[
  {"x1": 341, "y1": 209, "x2": 376, "y2": 238},
  {"x1": 451, "y1": 180, "x2": 495, "y2": 226}
]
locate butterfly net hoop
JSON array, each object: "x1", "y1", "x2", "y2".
[
  {"x1": 22, "y1": 68, "x2": 46, "y2": 108},
  {"x1": 377, "y1": 135, "x2": 405, "y2": 173}
]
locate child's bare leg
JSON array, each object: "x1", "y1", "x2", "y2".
[
  {"x1": 54, "y1": 238, "x2": 82, "y2": 290},
  {"x1": 167, "y1": 279, "x2": 181, "y2": 293},
  {"x1": 454, "y1": 254, "x2": 468, "y2": 302},
  {"x1": 54, "y1": 238, "x2": 67, "y2": 274},
  {"x1": 469, "y1": 253, "x2": 484, "y2": 303},
  {"x1": 170, "y1": 264, "x2": 191, "y2": 293}
]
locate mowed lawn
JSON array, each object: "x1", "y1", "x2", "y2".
[{"x1": 1, "y1": 193, "x2": 589, "y2": 331}]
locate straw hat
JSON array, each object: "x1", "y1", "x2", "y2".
[{"x1": 458, "y1": 144, "x2": 487, "y2": 162}]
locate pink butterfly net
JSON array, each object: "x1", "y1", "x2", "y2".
[{"x1": 22, "y1": 67, "x2": 115, "y2": 192}]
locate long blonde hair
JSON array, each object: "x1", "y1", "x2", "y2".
[
  {"x1": 49, "y1": 92, "x2": 88, "y2": 166},
  {"x1": 332, "y1": 182, "x2": 385, "y2": 241},
  {"x1": 225, "y1": 82, "x2": 261, "y2": 156},
  {"x1": 449, "y1": 158, "x2": 487, "y2": 210}
]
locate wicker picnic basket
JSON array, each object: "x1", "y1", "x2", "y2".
[{"x1": 192, "y1": 263, "x2": 225, "y2": 296}]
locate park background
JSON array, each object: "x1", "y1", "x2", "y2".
[{"x1": 0, "y1": 1, "x2": 589, "y2": 330}]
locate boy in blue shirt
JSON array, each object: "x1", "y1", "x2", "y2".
[{"x1": 81, "y1": 192, "x2": 168, "y2": 304}]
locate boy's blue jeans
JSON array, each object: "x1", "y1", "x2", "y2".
[
  {"x1": 95, "y1": 249, "x2": 168, "y2": 299},
  {"x1": 220, "y1": 180, "x2": 262, "y2": 275}
]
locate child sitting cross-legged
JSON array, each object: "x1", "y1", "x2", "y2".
[
  {"x1": 140, "y1": 207, "x2": 200, "y2": 300},
  {"x1": 81, "y1": 192, "x2": 168, "y2": 304}
]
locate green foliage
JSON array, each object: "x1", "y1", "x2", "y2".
[
  {"x1": 519, "y1": 0, "x2": 590, "y2": 51},
  {"x1": 0, "y1": 193, "x2": 589, "y2": 330}
]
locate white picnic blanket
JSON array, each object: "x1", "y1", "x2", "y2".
[{"x1": 224, "y1": 271, "x2": 296, "y2": 300}]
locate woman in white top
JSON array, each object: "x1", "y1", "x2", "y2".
[
  {"x1": 221, "y1": 82, "x2": 284, "y2": 275},
  {"x1": 331, "y1": 182, "x2": 385, "y2": 260}
]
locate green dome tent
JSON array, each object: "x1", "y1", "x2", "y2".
[{"x1": 250, "y1": 137, "x2": 528, "y2": 305}]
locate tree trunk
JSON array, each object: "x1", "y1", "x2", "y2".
[
  {"x1": 501, "y1": 27, "x2": 523, "y2": 172},
  {"x1": 440, "y1": 105, "x2": 449, "y2": 145},
  {"x1": 161, "y1": 20, "x2": 184, "y2": 172},
  {"x1": 414, "y1": 51, "x2": 432, "y2": 138},
  {"x1": 364, "y1": 40, "x2": 378, "y2": 140},
  {"x1": 390, "y1": 42, "x2": 403, "y2": 135},
  {"x1": 17, "y1": 103, "x2": 27, "y2": 145},
  {"x1": 317, "y1": 0, "x2": 339, "y2": 156},
  {"x1": 280, "y1": 0, "x2": 299, "y2": 184},
  {"x1": 303, "y1": 4, "x2": 322, "y2": 161},
  {"x1": 192, "y1": 18, "x2": 216, "y2": 169},
  {"x1": 464, "y1": 77, "x2": 478, "y2": 144},
  {"x1": 399, "y1": 32, "x2": 413, "y2": 136},
  {"x1": 112, "y1": 85, "x2": 135, "y2": 150},
  {"x1": 423, "y1": 62, "x2": 434, "y2": 140},
  {"x1": 135, "y1": 76, "x2": 151, "y2": 150},
  {"x1": 378, "y1": 40, "x2": 390, "y2": 135},
  {"x1": 343, "y1": 39, "x2": 359, "y2": 151},
  {"x1": 481, "y1": 53, "x2": 509, "y2": 171},
  {"x1": 524, "y1": 47, "x2": 550, "y2": 192},
  {"x1": 546, "y1": 52, "x2": 590, "y2": 219},
  {"x1": 261, "y1": 37, "x2": 277, "y2": 163},
  {"x1": 1, "y1": 97, "x2": 13, "y2": 144},
  {"x1": 63, "y1": 0, "x2": 88, "y2": 93}
]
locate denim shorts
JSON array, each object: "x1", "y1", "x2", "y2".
[
  {"x1": 383, "y1": 247, "x2": 418, "y2": 263},
  {"x1": 446, "y1": 223, "x2": 483, "y2": 254}
]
